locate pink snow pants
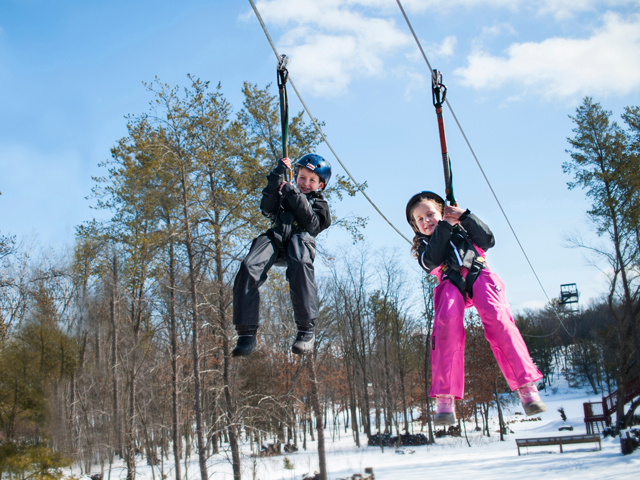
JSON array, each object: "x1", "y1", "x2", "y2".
[{"x1": 429, "y1": 269, "x2": 542, "y2": 399}]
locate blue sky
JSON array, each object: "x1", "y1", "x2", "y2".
[{"x1": 1, "y1": 0, "x2": 640, "y2": 310}]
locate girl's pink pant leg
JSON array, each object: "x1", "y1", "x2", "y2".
[
  {"x1": 472, "y1": 271, "x2": 542, "y2": 391},
  {"x1": 429, "y1": 270, "x2": 542, "y2": 399},
  {"x1": 430, "y1": 280, "x2": 466, "y2": 399}
]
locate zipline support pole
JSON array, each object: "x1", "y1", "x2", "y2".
[
  {"x1": 277, "y1": 54, "x2": 292, "y2": 182},
  {"x1": 432, "y1": 69, "x2": 456, "y2": 206}
]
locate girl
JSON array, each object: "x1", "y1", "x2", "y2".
[{"x1": 406, "y1": 191, "x2": 546, "y2": 426}]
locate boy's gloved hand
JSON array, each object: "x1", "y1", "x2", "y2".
[
  {"x1": 274, "y1": 157, "x2": 292, "y2": 175},
  {"x1": 280, "y1": 181, "x2": 295, "y2": 195},
  {"x1": 279, "y1": 182, "x2": 300, "y2": 211}
]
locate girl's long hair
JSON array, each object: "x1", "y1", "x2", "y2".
[
  {"x1": 408, "y1": 198, "x2": 444, "y2": 258},
  {"x1": 410, "y1": 233, "x2": 422, "y2": 259}
]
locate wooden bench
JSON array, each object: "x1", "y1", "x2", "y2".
[{"x1": 515, "y1": 434, "x2": 601, "y2": 455}]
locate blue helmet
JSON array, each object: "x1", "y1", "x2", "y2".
[{"x1": 294, "y1": 153, "x2": 331, "y2": 188}]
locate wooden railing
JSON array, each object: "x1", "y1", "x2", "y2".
[
  {"x1": 603, "y1": 376, "x2": 640, "y2": 416},
  {"x1": 583, "y1": 376, "x2": 639, "y2": 433}
]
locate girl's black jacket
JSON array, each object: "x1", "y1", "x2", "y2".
[
  {"x1": 259, "y1": 162, "x2": 331, "y2": 242},
  {"x1": 417, "y1": 210, "x2": 495, "y2": 275}
]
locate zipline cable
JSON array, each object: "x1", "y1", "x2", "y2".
[
  {"x1": 395, "y1": 0, "x2": 575, "y2": 338},
  {"x1": 246, "y1": 0, "x2": 572, "y2": 338},
  {"x1": 247, "y1": 0, "x2": 412, "y2": 245}
]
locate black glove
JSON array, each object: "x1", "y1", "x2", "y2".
[
  {"x1": 280, "y1": 182, "x2": 299, "y2": 211},
  {"x1": 459, "y1": 209, "x2": 472, "y2": 222},
  {"x1": 273, "y1": 159, "x2": 289, "y2": 176}
]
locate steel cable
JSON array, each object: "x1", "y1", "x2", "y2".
[
  {"x1": 247, "y1": 0, "x2": 412, "y2": 244},
  {"x1": 395, "y1": 0, "x2": 575, "y2": 337},
  {"x1": 246, "y1": 0, "x2": 574, "y2": 337}
]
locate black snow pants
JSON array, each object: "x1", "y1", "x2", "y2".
[{"x1": 233, "y1": 231, "x2": 318, "y2": 327}]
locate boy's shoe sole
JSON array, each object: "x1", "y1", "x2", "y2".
[
  {"x1": 434, "y1": 412, "x2": 456, "y2": 426},
  {"x1": 523, "y1": 400, "x2": 547, "y2": 416},
  {"x1": 232, "y1": 335, "x2": 257, "y2": 357},
  {"x1": 291, "y1": 332, "x2": 315, "y2": 356}
]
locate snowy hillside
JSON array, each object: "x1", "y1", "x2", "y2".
[{"x1": 69, "y1": 368, "x2": 639, "y2": 480}]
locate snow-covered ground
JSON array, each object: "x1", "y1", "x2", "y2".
[{"x1": 71, "y1": 376, "x2": 639, "y2": 480}]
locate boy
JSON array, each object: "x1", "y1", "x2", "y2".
[{"x1": 232, "y1": 153, "x2": 332, "y2": 357}]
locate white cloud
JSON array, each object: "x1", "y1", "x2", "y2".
[
  {"x1": 250, "y1": 0, "x2": 412, "y2": 95},
  {"x1": 454, "y1": 12, "x2": 640, "y2": 100},
  {"x1": 392, "y1": 0, "x2": 520, "y2": 11},
  {"x1": 399, "y1": 0, "x2": 638, "y2": 17},
  {"x1": 245, "y1": 1, "x2": 640, "y2": 97},
  {"x1": 246, "y1": 1, "x2": 463, "y2": 95},
  {"x1": 537, "y1": 0, "x2": 637, "y2": 20},
  {"x1": 437, "y1": 36, "x2": 457, "y2": 58},
  {"x1": 406, "y1": 35, "x2": 457, "y2": 62},
  {"x1": 481, "y1": 23, "x2": 515, "y2": 36},
  {"x1": 401, "y1": 70, "x2": 429, "y2": 99}
]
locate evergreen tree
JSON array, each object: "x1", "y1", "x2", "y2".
[{"x1": 564, "y1": 97, "x2": 640, "y2": 428}]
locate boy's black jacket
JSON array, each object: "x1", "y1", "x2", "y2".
[
  {"x1": 260, "y1": 162, "x2": 331, "y2": 240},
  {"x1": 417, "y1": 210, "x2": 494, "y2": 274}
]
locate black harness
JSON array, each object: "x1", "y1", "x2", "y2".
[
  {"x1": 439, "y1": 225, "x2": 486, "y2": 301},
  {"x1": 270, "y1": 195, "x2": 319, "y2": 267}
]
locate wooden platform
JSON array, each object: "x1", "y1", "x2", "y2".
[{"x1": 515, "y1": 434, "x2": 601, "y2": 455}]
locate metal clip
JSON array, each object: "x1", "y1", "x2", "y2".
[
  {"x1": 432, "y1": 69, "x2": 447, "y2": 108},
  {"x1": 277, "y1": 54, "x2": 290, "y2": 71}
]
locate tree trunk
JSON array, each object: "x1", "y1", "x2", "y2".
[
  {"x1": 208, "y1": 191, "x2": 242, "y2": 480},
  {"x1": 424, "y1": 333, "x2": 434, "y2": 444},
  {"x1": 179, "y1": 167, "x2": 209, "y2": 480},
  {"x1": 494, "y1": 377, "x2": 505, "y2": 442},
  {"x1": 484, "y1": 403, "x2": 491, "y2": 437},
  {"x1": 383, "y1": 328, "x2": 392, "y2": 434},
  {"x1": 110, "y1": 252, "x2": 122, "y2": 457},
  {"x1": 308, "y1": 356, "x2": 327, "y2": 480},
  {"x1": 345, "y1": 360, "x2": 359, "y2": 446},
  {"x1": 168, "y1": 239, "x2": 182, "y2": 480},
  {"x1": 126, "y1": 327, "x2": 139, "y2": 480}
]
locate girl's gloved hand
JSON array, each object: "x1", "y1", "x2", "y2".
[{"x1": 444, "y1": 205, "x2": 465, "y2": 225}]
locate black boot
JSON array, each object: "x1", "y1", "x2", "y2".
[
  {"x1": 291, "y1": 320, "x2": 316, "y2": 356},
  {"x1": 232, "y1": 326, "x2": 258, "y2": 358}
]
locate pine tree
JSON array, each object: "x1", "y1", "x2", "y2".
[{"x1": 565, "y1": 97, "x2": 640, "y2": 429}]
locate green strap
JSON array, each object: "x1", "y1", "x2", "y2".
[{"x1": 277, "y1": 55, "x2": 290, "y2": 180}]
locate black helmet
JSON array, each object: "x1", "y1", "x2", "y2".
[
  {"x1": 294, "y1": 153, "x2": 331, "y2": 187},
  {"x1": 405, "y1": 191, "x2": 445, "y2": 230}
]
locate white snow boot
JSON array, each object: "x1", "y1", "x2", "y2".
[
  {"x1": 518, "y1": 382, "x2": 547, "y2": 415},
  {"x1": 434, "y1": 395, "x2": 456, "y2": 426}
]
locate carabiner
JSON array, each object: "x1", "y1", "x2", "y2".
[{"x1": 432, "y1": 69, "x2": 447, "y2": 108}]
